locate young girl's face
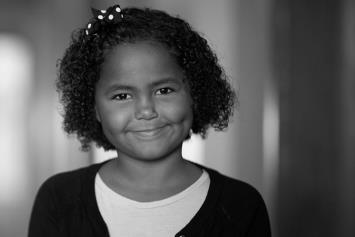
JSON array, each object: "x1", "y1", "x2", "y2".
[{"x1": 95, "y1": 41, "x2": 193, "y2": 161}]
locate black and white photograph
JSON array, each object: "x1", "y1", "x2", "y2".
[{"x1": 0, "y1": 0, "x2": 354, "y2": 236}]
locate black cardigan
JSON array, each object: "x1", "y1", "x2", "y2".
[{"x1": 28, "y1": 160, "x2": 271, "y2": 237}]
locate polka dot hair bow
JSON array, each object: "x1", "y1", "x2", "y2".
[{"x1": 85, "y1": 4, "x2": 123, "y2": 36}]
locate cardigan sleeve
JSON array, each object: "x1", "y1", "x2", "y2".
[
  {"x1": 28, "y1": 178, "x2": 63, "y2": 237},
  {"x1": 221, "y1": 176, "x2": 272, "y2": 237},
  {"x1": 245, "y1": 195, "x2": 272, "y2": 237}
]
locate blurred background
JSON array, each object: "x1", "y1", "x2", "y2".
[{"x1": 0, "y1": 0, "x2": 354, "y2": 236}]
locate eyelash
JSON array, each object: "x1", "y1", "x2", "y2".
[{"x1": 112, "y1": 88, "x2": 175, "y2": 101}]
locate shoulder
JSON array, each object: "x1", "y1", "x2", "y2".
[
  {"x1": 219, "y1": 173, "x2": 264, "y2": 206},
  {"x1": 41, "y1": 164, "x2": 96, "y2": 189},
  {"x1": 35, "y1": 162, "x2": 102, "y2": 205},
  {"x1": 198, "y1": 164, "x2": 264, "y2": 205},
  {"x1": 29, "y1": 162, "x2": 105, "y2": 235},
  {"x1": 201, "y1": 165, "x2": 270, "y2": 229}
]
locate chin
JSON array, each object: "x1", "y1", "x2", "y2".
[{"x1": 131, "y1": 145, "x2": 180, "y2": 162}]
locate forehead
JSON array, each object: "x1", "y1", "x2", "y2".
[{"x1": 99, "y1": 41, "x2": 184, "y2": 86}]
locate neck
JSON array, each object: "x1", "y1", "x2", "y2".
[
  {"x1": 113, "y1": 147, "x2": 188, "y2": 188},
  {"x1": 99, "y1": 146, "x2": 202, "y2": 202}
]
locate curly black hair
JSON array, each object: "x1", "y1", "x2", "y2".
[{"x1": 57, "y1": 6, "x2": 236, "y2": 151}]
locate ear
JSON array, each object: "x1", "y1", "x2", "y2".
[{"x1": 95, "y1": 106, "x2": 101, "y2": 122}]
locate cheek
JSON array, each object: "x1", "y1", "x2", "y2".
[
  {"x1": 160, "y1": 97, "x2": 193, "y2": 124},
  {"x1": 99, "y1": 106, "x2": 132, "y2": 134}
]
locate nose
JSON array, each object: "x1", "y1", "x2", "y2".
[{"x1": 135, "y1": 95, "x2": 158, "y2": 120}]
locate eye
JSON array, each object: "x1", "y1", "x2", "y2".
[
  {"x1": 112, "y1": 93, "x2": 132, "y2": 101},
  {"x1": 156, "y1": 87, "x2": 174, "y2": 95}
]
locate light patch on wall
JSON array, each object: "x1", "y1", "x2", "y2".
[
  {"x1": 92, "y1": 145, "x2": 117, "y2": 163},
  {"x1": 262, "y1": 79, "x2": 279, "y2": 212},
  {"x1": 182, "y1": 134, "x2": 205, "y2": 164},
  {"x1": 0, "y1": 34, "x2": 33, "y2": 204}
]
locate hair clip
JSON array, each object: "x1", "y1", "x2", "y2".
[{"x1": 85, "y1": 4, "x2": 123, "y2": 36}]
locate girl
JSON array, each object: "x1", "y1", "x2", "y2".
[{"x1": 29, "y1": 4, "x2": 271, "y2": 237}]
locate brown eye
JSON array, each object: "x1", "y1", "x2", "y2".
[
  {"x1": 113, "y1": 93, "x2": 132, "y2": 100},
  {"x1": 156, "y1": 88, "x2": 174, "y2": 95}
]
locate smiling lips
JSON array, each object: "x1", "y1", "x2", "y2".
[{"x1": 132, "y1": 126, "x2": 166, "y2": 138}]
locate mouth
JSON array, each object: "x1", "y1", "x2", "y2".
[{"x1": 131, "y1": 126, "x2": 167, "y2": 139}]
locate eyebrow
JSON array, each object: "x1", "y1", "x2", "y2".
[
  {"x1": 105, "y1": 78, "x2": 182, "y2": 93},
  {"x1": 151, "y1": 78, "x2": 182, "y2": 87}
]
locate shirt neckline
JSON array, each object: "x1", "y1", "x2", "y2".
[{"x1": 95, "y1": 169, "x2": 209, "y2": 209}]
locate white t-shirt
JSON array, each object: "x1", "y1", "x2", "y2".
[{"x1": 95, "y1": 169, "x2": 210, "y2": 237}]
